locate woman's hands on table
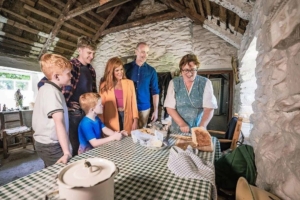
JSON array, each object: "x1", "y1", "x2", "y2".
[{"x1": 179, "y1": 123, "x2": 190, "y2": 133}]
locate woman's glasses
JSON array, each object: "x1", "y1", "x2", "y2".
[{"x1": 181, "y1": 69, "x2": 197, "y2": 74}]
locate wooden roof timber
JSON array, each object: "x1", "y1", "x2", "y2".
[
  {"x1": 195, "y1": 0, "x2": 205, "y2": 17},
  {"x1": 0, "y1": 16, "x2": 76, "y2": 48},
  {"x1": 205, "y1": 0, "x2": 212, "y2": 17},
  {"x1": 35, "y1": 0, "x2": 97, "y2": 34},
  {"x1": 93, "y1": 6, "x2": 121, "y2": 41},
  {"x1": 160, "y1": 0, "x2": 205, "y2": 24},
  {"x1": 100, "y1": 11, "x2": 183, "y2": 37},
  {"x1": 96, "y1": 0, "x2": 131, "y2": 13},
  {"x1": 38, "y1": 0, "x2": 76, "y2": 57},
  {"x1": 159, "y1": 0, "x2": 241, "y2": 48},
  {"x1": 64, "y1": 2, "x2": 100, "y2": 21}
]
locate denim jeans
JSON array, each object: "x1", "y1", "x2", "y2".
[
  {"x1": 118, "y1": 111, "x2": 124, "y2": 130},
  {"x1": 68, "y1": 109, "x2": 84, "y2": 156}
]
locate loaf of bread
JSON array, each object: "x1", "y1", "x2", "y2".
[{"x1": 191, "y1": 127, "x2": 211, "y2": 147}]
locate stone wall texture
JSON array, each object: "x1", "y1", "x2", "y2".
[
  {"x1": 93, "y1": 18, "x2": 237, "y2": 87},
  {"x1": 238, "y1": 0, "x2": 300, "y2": 199}
]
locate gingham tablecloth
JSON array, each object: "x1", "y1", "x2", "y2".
[{"x1": 0, "y1": 136, "x2": 221, "y2": 200}]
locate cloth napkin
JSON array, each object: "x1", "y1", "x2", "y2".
[{"x1": 167, "y1": 145, "x2": 217, "y2": 200}]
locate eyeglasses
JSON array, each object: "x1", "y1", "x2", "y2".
[{"x1": 181, "y1": 69, "x2": 197, "y2": 74}]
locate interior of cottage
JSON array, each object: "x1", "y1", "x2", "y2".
[{"x1": 0, "y1": 0, "x2": 299, "y2": 199}]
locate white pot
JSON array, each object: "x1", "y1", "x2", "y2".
[{"x1": 57, "y1": 158, "x2": 118, "y2": 200}]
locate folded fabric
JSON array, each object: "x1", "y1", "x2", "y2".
[{"x1": 167, "y1": 146, "x2": 217, "y2": 200}]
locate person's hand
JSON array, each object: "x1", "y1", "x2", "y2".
[
  {"x1": 179, "y1": 125, "x2": 190, "y2": 133},
  {"x1": 113, "y1": 132, "x2": 122, "y2": 141},
  {"x1": 120, "y1": 130, "x2": 128, "y2": 136},
  {"x1": 56, "y1": 153, "x2": 71, "y2": 164},
  {"x1": 151, "y1": 109, "x2": 158, "y2": 122}
]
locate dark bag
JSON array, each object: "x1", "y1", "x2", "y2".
[{"x1": 215, "y1": 144, "x2": 257, "y2": 190}]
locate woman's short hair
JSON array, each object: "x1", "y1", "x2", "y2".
[
  {"x1": 39, "y1": 53, "x2": 72, "y2": 80},
  {"x1": 77, "y1": 36, "x2": 97, "y2": 50},
  {"x1": 79, "y1": 93, "x2": 101, "y2": 114},
  {"x1": 179, "y1": 54, "x2": 200, "y2": 70}
]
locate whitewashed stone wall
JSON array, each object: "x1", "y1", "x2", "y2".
[
  {"x1": 238, "y1": 0, "x2": 300, "y2": 199},
  {"x1": 93, "y1": 0, "x2": 237, "y2": 86}
]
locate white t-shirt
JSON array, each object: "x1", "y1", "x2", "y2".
[
  {"x1": 32, "y1": 82, "x2": 69, "y2": 144},
  {"x1": 164, "y1": 79, "x2": 218, "y2": 109}
]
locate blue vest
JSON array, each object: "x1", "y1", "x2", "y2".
[{"x1": 171, "y1": 75, "x2": 207, "y2": 133}]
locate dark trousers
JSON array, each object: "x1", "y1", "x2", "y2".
[
  {"x1": 35, "y1": 141, "x2": 63, "y2": 167},
  {"x1": 118, "y1": 111, "x2": 124, "y2": 130},
  {"x1": 69, "y1": 110, "x2": 84, "y2": 156}
]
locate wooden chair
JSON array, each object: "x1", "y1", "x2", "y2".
[
  {"x1": 0, "y1": 111, "x2": 35, "y2": 159},
  {"x1": 208, "y1": 114, "x2": 243, "y2": 151}
]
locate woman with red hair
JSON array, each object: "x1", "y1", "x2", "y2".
[{"x1": 99, "y1": 57, "x2": 138, "y2": 135}]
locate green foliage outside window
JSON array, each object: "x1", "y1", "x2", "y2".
[
  {"x1": 0, "y1": 80, "x2": 14, "y2": 90},
  {"x1": 16, "y1": 81, "x2": 29, "y2": 90},
  {"x1": 0, "y1": 72, "x2": 30, "y2": 80}
]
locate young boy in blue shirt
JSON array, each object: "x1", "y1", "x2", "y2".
[{"x1": 78, "y1": 93, "x2": 127, "y2": 154}]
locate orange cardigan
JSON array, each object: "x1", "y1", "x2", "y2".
[{"x1": 99, "y1": 79, "x2": 138, "y2": 134}]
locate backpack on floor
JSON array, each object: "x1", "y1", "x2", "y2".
[{"x1": 215, "y1": 144, "x2": 257, "y2": 190}]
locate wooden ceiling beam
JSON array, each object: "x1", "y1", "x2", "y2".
[
  {"x1": 0, "y1": 0, "x2": 4, "y2": 7},
  {"x1": 96, "y1": 0, "x2": 131, "y2": 13},
  {"x1": 37, "y1": 0, "x2": 61, "y2": 14},
  {"x1": 234, "y1": 15, "x2": 240, "y2": 32},
  {"x1": 69, "y1": 18, "x2": 96, "y2": 33},
  {"x1": 64, "y1": 2, "x2": 100, "y2": 21},
  {"x1": 219, "y1": 6, "x2": 227, "y2": 29},
  {"x1": 62, "y1": 23, "x2": 93, "y2": 37},
  {"x1": 38, "y1": 0, "x2": 76, "y2": 57},
  {"x1": 101, "y1": 11, "x2": 183, "y2": 36},
  {"x1": 0, "y1": 37, "x2": 41, "y2": 51},
  {"x1": 160, "y1": 0, "x2": 205, "y2": 24},
  {"x1": 195, "y1": 0, "x2": 205, "y2": 17},
  {"x1": 79, "y1": 13, "x2": 101, "y2": 28},
  {"x1": 0, "y1": 31, "x2": 44, "y2": 48},
  {"x1": 208, "y1": 0, "x2": 252, "y2": 20},
  {"x1": 87, "y1": 11, "x2": 106, "y2": 23},
  {"x1": 178, "y1": 0, "x2": 184, "y2": 5},
  {"x1": 0, "y1": 42, "x2": 40, "y2": 55},
  {"x1": 205, "y1": 0, "x2": 211, "y2": 18},
  {"x1": 93, "y1": 5, "x2": 121, "y2": 41},
  {"x1": 23, "y1": 4, "x2": 57, "y2": 22},
  {"x1": 20, "y1": 0, "x2": 36, "y2": 7},
  {"x1": 51, "y1": 0, "x2": 65, "y2": 7},
  {"x1": 187, "y1": 0, "x2": 197, "y2": 14}
]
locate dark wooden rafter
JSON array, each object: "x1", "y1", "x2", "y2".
[
  {"x1": 186, "y1": 0, "x2": 197, "y2": 14},
  {"x1": 0, "y1": 16, "x2": 76, "y2": 48},
  {"x1": 234, "y1": 15, "x2": 240, "y2": 32},
  {"x1": 178, "y1": 0, "x2": 184, "y2": 5},
  {"x1": 195, "y1": 0, "x2": 205, "y2": 17},
  {"x1": 39, "y1": 0, "x2": 76, "y2": 57},
  {"x1": 219, "y1": 6, "x2": 227, "y2": 24},
  {"x1": 101, "y1": 11, "x2": 183, "y2": 37},
  {"x1": 96, "y1": 0, "x2": 131, "y2": 13},
  {"x1": 64, "y1": 2, "x2": 100, "y2": 21},
  {"x1": 87, "y1": 11, "x2": 106, "y2": 23},
  {"x1": 93, "y1": 6, "x2": 121, "y2": 41},
  {"x1": 0, "y1": 0, "x2": 5, "y2": 7},
  {"x1": 205, "y1": 0, "x2": 211, "y2": 17},
  {"x1": 160, "y1": 0, "x2": 205, "y2": 24}
]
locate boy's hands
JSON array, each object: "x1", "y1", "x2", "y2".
[
  {"x1": 120, "y1": 130, "x2": 128, "y2": 136},
  {"x1": 113, "y1": 132, "x2": 122, "y2": 141},
  {"x1": 56, "y1": 153, "x2": 72, "y2": 164}
]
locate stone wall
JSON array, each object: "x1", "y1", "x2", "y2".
[
  {"x1": 93, "y1": 15, "x2": 237, "y2": 87},
  {"x1": 238, "y1": 0, "x2": 300, "y2": 199}
]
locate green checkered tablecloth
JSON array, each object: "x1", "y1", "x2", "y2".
[{"x1": 0, "y1": 136, "x2": 221, "y2": 200}]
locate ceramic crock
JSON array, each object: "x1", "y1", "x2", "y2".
[{"x1": 57, "y1": 158, "x2": 118, "y2": 200}]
